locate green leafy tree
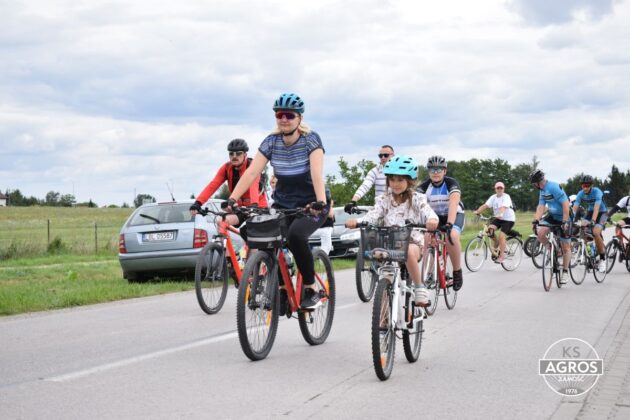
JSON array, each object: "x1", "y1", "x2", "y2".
[
  {"x1": 134, "y1": 194, "x2": 156, "y2": 207},
  {"x1": 45, "y1": 191, "x2": 60, "y2": 206},
  {"x1": 326, "y1": 157, "x2": 376, "y2": 205}
]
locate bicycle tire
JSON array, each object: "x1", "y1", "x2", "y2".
[
  {"x1": 422, "y1": 247, "x2": 438, "y2": 316},
  {"x1": 298, "y1": 249, "x2": 336, "y2": 345},
  {"x1": 402, "y1": 292, "x2": 423, "y2": 363},
  {"x1": 464, "y1": 236, "x2": 487, "y2": 272},
  {"x1": 236, "y1": 250, "x2": 279, "y2": 361},
  {"x1": 542, "y1": 244, "x2": 554, "y2": 292},
  {"x1": 371, "y1": 278, "x2": 396, "y2": 381},
  {"x1": 626, "y1": 254, "x2": 630, "y2": 272},
  {"x1": 531, "y1": 238, "x2": 544, "y2": 269},
  {"x1": 355, "y1": 243, "x2": 378, "y2": 302},
  {"x1": 194, "y1": 243, "x2": 229, "y2": 314},
  {"x1": 443, "y1": 256, "x2": 457, "y2": 310},
  {"x1": 523, "y1": 236, "x2": 536, "y2": 257},
  {"x1": 605, "y1": 240, "x2": 617, "y2": 273},
  {"x1": 501, "y1": 237, "x2": 523, "y2": 271},
  {"x1": 569, "y1": 241, "x2": 587, "y2": 285},
  {"x1": 593, "y1": 256, "x2": 607, "y2": 283}
]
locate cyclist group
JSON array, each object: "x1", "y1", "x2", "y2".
[{"x1": 191, "y1": 92, "x2": 630, "y2": 311}]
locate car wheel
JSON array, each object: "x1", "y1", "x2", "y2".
[{"x1": 126, "y1": 272, "x2": 147, "y2": 283}]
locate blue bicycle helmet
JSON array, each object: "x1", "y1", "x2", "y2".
[
  {"x1": 273, "y1": 93, "x2": 305, "y2": 114},
  {"x1": 384, "y1": 155, "x2": 418, "y2": 180}
]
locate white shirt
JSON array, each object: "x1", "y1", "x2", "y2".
[{"x1": 485, "y1": 193, "x2": 516, "y2": 222}]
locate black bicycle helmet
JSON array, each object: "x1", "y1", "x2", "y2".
[
  {"x1": 227, "y1": 138, "x2": 249, "y2": 152},
  {"x1": 529, "y1": 169, "x2": 545, "y2": 183},
  {"x1": 580, "y1": 174, "x2": 594, "y2": 185},
  {"x1": 427, "y1": 155, "x2": 447, "y2": 168}
]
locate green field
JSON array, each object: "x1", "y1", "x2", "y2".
[{"x1": 0, "y1": 207, "x2": 538, "y2": 316}]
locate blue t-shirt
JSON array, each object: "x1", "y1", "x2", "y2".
[
  {"x1": 538, "y1": 180, "x2": 568, "y2": 220},
  {"x1": 575, "y1": 187, "x2": 607, "y2": 213},
  {"x1": 259, "y1": 132, "x2": 325, "y2": 208}
]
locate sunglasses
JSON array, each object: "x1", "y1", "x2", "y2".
[
  {"x1": 378, "y1": 153, "x2": 391, "y2": 158},
  {"x1": 229, "y1": 151, "x2": 244, "y2": 157},
  {"x1": 429, "y1": 167, "x2": 445, "y2": 174},
  {"x1": 495, "y1": 187, "x2": 504, "y2": 190},
  {"x1": 275, "y1": 111, "x2": 297, "y2": 120}
]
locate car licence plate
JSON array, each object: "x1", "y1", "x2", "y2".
[{"x1": 143, "y1": 231, "x2": 175, "y2": 242}]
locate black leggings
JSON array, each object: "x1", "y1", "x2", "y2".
[{"x1": 281, "y1": 205, "x2": 330, "y2": 286}]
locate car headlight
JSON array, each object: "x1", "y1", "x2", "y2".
[{"x1": 340, "y1": 231, "x2": 361, "y2": 241}]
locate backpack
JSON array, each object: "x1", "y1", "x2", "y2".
[{"x1": 226, "y1": 158, "x2": 268, "y2": 195}]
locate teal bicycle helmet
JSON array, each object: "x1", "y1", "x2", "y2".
[
  {"x1": 384, "y1": 155, "x2": 418, "y2": 180},
  {"x1": 273, "y1": 93, "x2": 305, "y2": 114}
]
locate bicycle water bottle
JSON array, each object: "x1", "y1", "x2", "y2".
[
  {"x1": 238, "y1": 247, "x2": 247, "y2": 270},
  {"x1": 588, "y1": 243, "x2": 596, "y2": 257},
  {"x1": 283, "y1": 247, "x2": 295, "y2": 277}
]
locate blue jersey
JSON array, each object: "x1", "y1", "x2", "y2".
[
  {"x1": 575, "y1": 187, "x2": 607, "y2": 213},
  {"x1": 259, "y1": 131, "x2": 325, "y2": 209},
  {"x1": 538, "y1": 181, "x2": 568, "y2": 220}
]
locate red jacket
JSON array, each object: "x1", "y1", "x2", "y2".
[{"x1": 196, "y1": 161, "x2": 268, "y2": 208}]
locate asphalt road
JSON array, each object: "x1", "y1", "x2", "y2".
[{"x1": 2, "y1": 251, "x2": 630, "y2": 419}]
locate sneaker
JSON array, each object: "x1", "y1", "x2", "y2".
[
  {"x1": 300, "y1": 287, "x2": 321, "y2": 309},
  {"x1": 452, "y1": 269, "x2": 463, "y2": 291},
  {"x1": 597, "y1": 259, "x2": 606, "y2": 273},
  {"x1": 414, "y1": 286, "x2": 430, "y2": 307},
  {"x1": 494, "y1": 255, "x2": 505, "y2": 264},
  {"x1": 560, "y1": 270, "x2": 568, "y2": 284},
  {"x1": 278, "y1": 288, "x2": 288, "y2": 316}
]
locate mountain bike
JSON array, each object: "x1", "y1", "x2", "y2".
[
  {"x1": 236, "y1": 207, "x2": 335, "y2": 361},
  {"x1": 464, "y1": 215, "x2": 523, "y2": 272},
  {"x1": 570, "y1": 219, "x2": 607, "y2": 284},
  {"x1": 421, "y1": 226, "x2": 458, "y2": 315},
  {"x1": 194, "y1": 206, "x2": 248, "y2": 314},
  {"x1": 350, "y1": 207, "x2": 380, "y2": 302},
  {"x1": 604, "y1": 223, "x2": 630, "y2": 273},
  {"x1": 363, "y1": 224, "x2": 427, "y2": 381}
]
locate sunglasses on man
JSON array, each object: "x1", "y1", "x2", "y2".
[
  {"x1": 429, "y1": 167, "x2": 445, "y2": 174},
  {"x1": 229, "y1": 151, "x2": 244, "y2": 157},
  {"x1": 378, "y1": 153, "x2": 391, "y2": 158}
]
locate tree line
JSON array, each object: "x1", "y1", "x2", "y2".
[{"x1": 326, "y1": 156, "x2": 630, "y2": 212}]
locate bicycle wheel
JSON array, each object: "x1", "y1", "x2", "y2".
[
  {"x1": 593, "y1": 254, "x2": 608, "y2": 283},
  {"x1": 443, "y1": 256, "x2": 457, "y2": 310},
  {"x1": 605, "y1": 240, "x2": 617, "y2": 273},
  {"x1": 355, "y1": 243, "x2": 378, "y2": 302},
  {"x1": 236, "y1": 250, "x2": 279, "y2": 361},
  {"x1": 371, "y1": 277, "x2": 396, "y2": 381},
  {"x1": 501, "y1": 237, "x2": 523, "y2": 271},
  {"x1": 569, "y1": 241, "x2": 587, "y2": 285},
  {"x1": 194, "y1": 243, "x2": 229, "y2": 314},
  {"x1": 542, "y1": 244, "x2": 554, "y2": 292},
  {"x1": 531, "y1": 239, "x2": 544, "y2": 269},
  {"x1": 402, "y1": 301, "x2": 423, "y2": 363},
  {"x1": 299, "y1": 249, "x2": 336, "y2": 345},
  {"x1": 523, "y1": 236, "x2": 536, "y2": 257},
  {"x1": 421, "y1": 247, "x2": 438, "y2": 316},
  {"x1": 464, "y1": 236, "x2": 487, "y2": 272}
]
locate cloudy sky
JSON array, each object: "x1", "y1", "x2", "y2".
[{"x1": 2, "y1": 0, "x2": 629, "y2": 205}]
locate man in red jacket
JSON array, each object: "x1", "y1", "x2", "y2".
[{"x1": 190, "y1": 139, "x2": 268, "y2": 226}]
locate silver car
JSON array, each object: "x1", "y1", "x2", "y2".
[{"x1": 118, "y1": 199, "x2": 244, "y2": 282}]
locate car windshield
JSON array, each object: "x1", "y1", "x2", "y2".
[{"x1": 128, "y1": 203, "x2": 195, "y2": 226}]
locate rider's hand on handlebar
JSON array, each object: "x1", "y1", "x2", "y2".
[
  {"x1": 189, "y1": 200, "x2": 203, "y2": 215},
  {"x1": 345, "y1": 219, "x2": 358, "y2": 229},
  {"x1": 307, "y1": 200, "x2": 327, "y2": 216},
  {"x1": 221, "y1": 198, "x2": 237, "y2": 212},
  {"x1": 344, "y1": 201, "x2": 357, "y2": 214},
  {"x1": 426, "y1": 218, "x2": 439, "y2": 231}
]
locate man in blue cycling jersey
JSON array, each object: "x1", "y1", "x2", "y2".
[
  {"x1": 572, "y1": 175, "x2": 608, "y2": 273},
  {"x1": 530, "y1": 169, "x2": 572, "y2": 284}
]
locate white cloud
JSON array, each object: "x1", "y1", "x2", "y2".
[{"x1": 1, "y1": 0, "x2": 629, "y2": 204}]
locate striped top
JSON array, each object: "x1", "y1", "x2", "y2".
[
  {"x1": 354, "y1": 165, "x2": 387, "y2": 201},
  {"x1": 258, "y1": 132, "x2": 325, "y2": 208}
]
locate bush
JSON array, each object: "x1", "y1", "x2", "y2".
[{"x1": 47, "y1": 236, "x2": 69, "y2": 254}]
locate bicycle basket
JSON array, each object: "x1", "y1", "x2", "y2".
[
  {"x1": 360, "y1": 225, "x2": 412, "y2": 262},
  {"x1": 245, "y1": 212, "x2": 287, "y2": 249}
]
